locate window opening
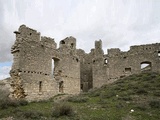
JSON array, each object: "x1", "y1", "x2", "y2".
[
  {"x1": 104, "y1": 59, "x2": 108, "y2": 64},
  {"x1": 59, "y1": 81, "x2": 64, "y2": 93},
  {"x1": 125, "y1": 68, "x2": 131, "y2": 74},
  {"x1": 52, "y1": 58, "x2": 60, "y2": 76},
  {"x1": 61, "y1": 40, "x2": 65, "y2": 44},
  {"x1": 52, "y1": 59, "x2": 54, "y2": 75},
  {"x1": 39, "y1": 81, "x2": 42, "y2": 92},
  {"x1": 141, "y1": 62, "x2": 152, "y2": 71},
  {"x1": 158, "y1": 51, "x2": 160, "y2": 57},
  {"x1": 71, "y1": 43, "x2": 74, "y2": 48}
]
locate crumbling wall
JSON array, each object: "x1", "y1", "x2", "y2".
[
  {"x1": 10, "y1": 25, "x2": 59, "y2": 101},
  {"x1": 56, "y1": 37, "x2": 80, "y2": 94},
  {"x1": 107, "y1": 43, "x2": 160, "y2": 80},
  {"x1": 9, "y1": 25, "x2": 160, "y2": 101},
  {"x1": 10, "y1": 26, "x2": 81, "y2": 101},
  {"x1": 92, "y1": 40, "x2": 109, "y2": 88}
]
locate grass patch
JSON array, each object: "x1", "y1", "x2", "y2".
[
  {"x1": 0, "y1": 72, "x2": 160, "y2": 119},
  {"x1": 67, "y1": 95, "x2": 89, "y2": 103}
]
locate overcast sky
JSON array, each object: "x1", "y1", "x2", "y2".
[{"x1": 0, "y1": 0, "x2": 160, "y2": 79}]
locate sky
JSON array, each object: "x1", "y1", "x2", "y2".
[{"x1": 0, "y1": 0, "x2": 160, "y2": 80}]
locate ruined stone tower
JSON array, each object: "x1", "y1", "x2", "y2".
[
  {"x1": 9, "y1": 25, "x2": 160, "y2": 101},
  {"x1": 10, "y1": 25, "x2": 80, "y2": 101}
]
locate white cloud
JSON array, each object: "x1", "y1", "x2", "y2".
[
  {"x1": 0, "y1": 66, "x2": 11, "y2": 80},
  {"x1": 0, "y1": 0, "x2": 160, "y2": 60}
]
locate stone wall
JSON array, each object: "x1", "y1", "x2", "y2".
[
  {"x1": 92, "y1": 43, "x2": 160, "y2": 88},
  {"x1": 7, "y1": 25, "x2": 160, "y2": 101},
  {"x1": 10, "y1": 25, "x2": 80, "y2": 101}
]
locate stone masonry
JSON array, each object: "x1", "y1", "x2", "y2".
[{"x1": 6, "y1": 25, "x2": 160, "y2": 101}]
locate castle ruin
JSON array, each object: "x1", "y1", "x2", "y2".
[{"x1": 5, "y1": 25, "x2": 160, "y2": 101}]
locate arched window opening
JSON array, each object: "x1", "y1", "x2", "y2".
[
  {"x1": 104, "y1": 59, "x2": 108, "y2": 64},
  {"x1": 158, "y1": 51, "x2": 160, "y2": 57},
  {"x1": 140, "y1": 61, "x2": 152, "y2": 71}
]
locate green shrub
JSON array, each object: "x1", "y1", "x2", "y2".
[
  {"x1": 18, "y1": 99, "x2": 28, "y2": 106},
  {"x1": 68, "y1": 96, "x2": 89, "y2": 103},
  {"x1": 52, "y1": 103, "x2": 74, "y2": 117},
  {"x1": 0, "y1": 99, "x2": 10, "y2": 109},
  {"x1": 153, "y1": 91, "x2": 160, "y2": 97},
  {"x1": 0, "y1": 99, "x2": 20, "y2": 109},
  {"x1": 22, "y1": 111, "x2": 43, "y2": 119},
  {"x1": 100, "y1": 90, "x2": 116, "y2": 99},
  {"x1": 0, "y1": 98, "x2": 28, "y2": 109},
  {"x1": 118, "y1": 96, "x2": 132, "y2": 101},
  {"x1": 113, "y1": 86, "x2": 121, "y2": 90},
  {"x1": 13, "y1": 109, "x2": 43, "y2": 120},
  {"x1": 136, "y1": 88, "x2": 148, "y2": 95},
  {"x1": 149, "y1": 100, "x2": 160, "y2": 108},
  {"x1": 135, "y1": 104, "x2": 148, "y2": 111},
  {"x1": 143, "y1": 83, "x2": 150, "y2": 88},
  {"x1": 89, "y1": 91, "x2": 100, "y2": 97},
  {"x1": 0, "y1": 89, "x2": 9, "y2": 100},
  {"x1": 8, "y1": 99, "x2": 19, "y2": 107},
  {"x1": 88, "y1": 88, "x2": 101, "y2": 97}
]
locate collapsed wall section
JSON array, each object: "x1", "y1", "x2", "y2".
[{"x1": 77, "y1": 49, "x2": 93, "y2": 92}]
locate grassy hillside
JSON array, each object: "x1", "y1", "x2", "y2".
[{"x1": 0, "y1": 72, "x2": 160, "y2": 120}]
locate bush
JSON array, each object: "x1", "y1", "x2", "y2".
[
  {"x1": 88, "y1": 88, "x2": 100, "y2": 97},
  {"x1": 136, "y1": 88, "x2": 148, "y2": 95},
  {"x1": 89, "y1": 91, "x2": 100, "y2": 97},
  {"x1": 153, "y1": 91, "x2": 160, "y2": 97},
  {"x1": 149, "y1": 100, "x2": 160, "y2": 108},
  {"x1": 100, "y1": 90, "x2": 116, "y2": 99},
  {"x1": 18, "y1": 99, "x2": 28, "y2": 106},
  {"x1": 136, "y1": 106, "x2": 147, "y2": 111},
  {"x1": 0, "y1": 98, "x2": 28, "y2": 109},
  {"x1": 52, "y1": 103, "x2": 74, "y2": 117},
  {"x1": 0, "y1": 89, "x2": 9, "y2": 100},
  {"x1": 0, "y1": 99, "x2": 10, "y2": 109},
  {"x1": 118, "y1": 96, "x2": 132, "y2": 101},
  {"x1": 13, "y1": 109, "x2": 43, "y2": 120},
  {"x1": 68, "y1": 96, "x2": 89, "y2": 103}
]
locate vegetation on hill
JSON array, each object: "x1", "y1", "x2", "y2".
[{"x1": 0, "y1": 72, "x2": 160, "y2": 120}]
